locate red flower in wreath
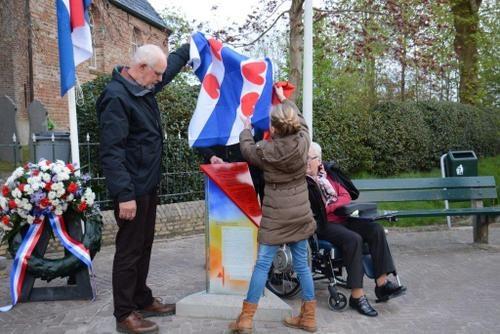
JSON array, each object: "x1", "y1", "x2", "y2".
[
  {"x1": 40, "y1": 198, "x2": 50, "y2": 208},
  {"x1": 18, "y1": 184, "x2": 25, "y2": 192},
  {"x1": 1, "y1": 215, "x2": 9, "y2": 226},
  {"x1": 2, "y1": 185, "x2": 9, "y2": 196},
  {"x1": 8, "y1": 200, "x2": 17, "y2": 209},
  {"x1": 44, "y1": 182, "x2": 52, "y2": 191},
  {"x1": 78, "y1": 201, "x2": 88, "y2": 212},
  {"x1": 67, "y1": 182, "x2": 78, "y2": 194},
  {"x1": 66, "y1": 163, "x2": 75, "y2": 172}
]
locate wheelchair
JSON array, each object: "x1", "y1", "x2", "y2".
[{"x1": 265, "y1": 176, "x2": 400, "y2": 311}]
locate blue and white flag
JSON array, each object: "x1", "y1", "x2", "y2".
[{"x1": 188, "y1": 32, "x2": 274, "y2": 148}]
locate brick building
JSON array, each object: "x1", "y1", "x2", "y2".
[{"x1": 0, "y1": 0, "x2": 170, "y2": 144}]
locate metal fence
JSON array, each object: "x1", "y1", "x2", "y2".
[{"x1": 0, "y1": 133, "x2": 204, "y2": 210}]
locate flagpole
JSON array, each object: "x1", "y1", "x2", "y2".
[
  {"x1": 68, "y1": 87, "x2": 80, "y2": 168},
  {"x1": 303, "y1": 0, "x2": 313, "y2": 139}
]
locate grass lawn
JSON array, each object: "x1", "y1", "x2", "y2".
[{"x1": 351, "y1": 155, "x2": 500, "y2": 227}]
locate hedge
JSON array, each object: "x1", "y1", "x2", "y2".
[{"x1": 77, "y1": 74, "x2": 500, "y2": 202}]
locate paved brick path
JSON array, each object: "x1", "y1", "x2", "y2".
[{"x1": 1, "y1": 225, "x2": 500, "y2": 334}]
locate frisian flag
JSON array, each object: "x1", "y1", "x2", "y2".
[
  {"x1": 56, "y1": 0, "x2": 93, "y2": 96},
  {"x1": 188, "y1": 32, "x2": 273, "y2": 148}
]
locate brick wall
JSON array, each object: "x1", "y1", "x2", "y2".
[
  {"x1": 1, "y1": 0, "x2": 168, "y2": 144},
  {"x1": 0, "y1": 0, "x2": 31, "y2": 140},
  {"x1": 0, "y1": 200, "x2": 206, "y2": 257}
]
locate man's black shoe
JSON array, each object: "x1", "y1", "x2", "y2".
[
  {"x1": 375, "y1": 280, "x2": 406, "y2": 303},
  {"x1": 349, "y1": 295, "x2": 378, "y2": 317}
]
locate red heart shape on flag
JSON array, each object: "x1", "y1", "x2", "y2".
[
  {"x1": 241, "y1": 92, "x2": 260, "y2": 116},
  {"x1": 208, "y1": 38, "x2": 223, "y2": 61},
  {"x1": 203, "y1": 74, "x2": 220, "y2": 99},
  {"x1": 242, "y1": 62, "x2": 266, "y2": 85}
]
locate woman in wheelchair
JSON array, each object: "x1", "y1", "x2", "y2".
[
  {"x1": 229, "y1": 86, "x2": 317, "y2": 333},
  {"x1": 307, "y1": 142, "x2": 406, "y2": 317}
]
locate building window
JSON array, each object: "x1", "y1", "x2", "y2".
[{"x1": 131, "y1": 27, "x2": 142, "y2": 56}]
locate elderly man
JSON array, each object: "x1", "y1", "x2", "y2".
[
  {"x1": 306, "y1": 142, "x2": 406, "y2": 317},
  {"x1": 97, "y1": 43, "x2": 189, "y2": 333}
]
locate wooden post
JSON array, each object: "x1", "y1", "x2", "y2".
[
  {"x1": 471, "y1": 200, "x2": 488, "y2": 244},
  {"x1": 473, "y1": 215, "x2": 489, "y2": 244}
]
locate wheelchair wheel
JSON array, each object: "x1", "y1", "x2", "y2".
[
  {"x1": 266, "y1": 264, "x2": 301, "y2": 298},
  {"x1": 328, "y1": 293, "x2": 348, "y2": 312}
]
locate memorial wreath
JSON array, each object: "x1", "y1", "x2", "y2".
[{"x1": 0, "y1": 160, "x2": 102, "y2": 310}]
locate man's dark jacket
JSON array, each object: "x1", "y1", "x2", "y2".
[{"x1": 97, "y1": 44, "x2": 190, "y2": 202}]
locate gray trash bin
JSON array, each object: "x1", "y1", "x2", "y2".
[{"x1": 32, "y1": 132, "x2": 71, "y2": 163}]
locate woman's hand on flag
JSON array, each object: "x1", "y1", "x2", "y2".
[
  {"x1": 240, "y1": 114, "x2": 253, "y2": 130},
  {"x1": 274, "y1": 85, "x2": 286, "y2": 102},
  {"x1": 209, "y1": 156, "x2": 226, "y2": 164}
]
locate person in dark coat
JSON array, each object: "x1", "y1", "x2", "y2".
[
  {"x1": 229, "y1": 86, "x2": 317, "y2": 333},
  {"x1": 307, "y1": 142, "x2": 406, "y2": 317},
  {"x1": 97, "y1": 43, "x2": 190, "y2": 334}
]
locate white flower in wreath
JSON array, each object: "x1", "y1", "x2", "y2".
[
  {"x1": 56, "y1": 188, "x2": 65, "y2": 197},
  {"x1": 18, "y1": 211, "x2": 27, "y2": 219},
  {"x1": 21, "y1": 199, "x2": 31, "y2": 211},
  {"x1": 58, "y1": 172, "x2": 70, "y2": 181},
  {"x1": 48, "y1": 191, "x2": 57, "y2": 200},
  {"x1": 42, "y1": 172, "x2": 51, "y2": 183},
  {"x1": 13, "y1": 167, "x2": 24, "y2": 178},
  {"x1": 31, "y1": 182, "x2": 41, "y2": 191},
  {"x1": 67, "y1": 193, "x2": 74, "y2": 202},
  {"x1": 83, "y1": 188, "x2": 96, "y2": 206},
  {"x1": 24, "y1": 184, "x2": 34, "y2": 195},
  {"x1": 11, "y1": 188, "x2": 22, "y2": 198},
  {"x1": 27, "y1": 216, "x2": 35, "y2": 224},
  {"x1": 54, "y1": 207, "x2": 63, "y2": 216},
  {"x1": 28, "y1": 175, "x2": 41, "y2": 184},
  {"x1": 0, "y1": 197, "x2": 7, "y2": 210},
  {"x1": 6, "y1": 175, "x2": 15, "y2": 185}
]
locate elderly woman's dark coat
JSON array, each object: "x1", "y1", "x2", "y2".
[{"x1": 239, "y1": 102, "x2": 316, "y2": 245}]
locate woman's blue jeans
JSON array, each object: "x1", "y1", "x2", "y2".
[{"x1": 245, "y1": 239, "x2": 315, "y2": 304}]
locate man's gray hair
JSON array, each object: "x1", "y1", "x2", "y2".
[
  {"x1": 310, "y1": 142, "x2": 322, "y2": 161},
  {"x1": 131, "y1": 44, "x2": 166, "y2": 67}
]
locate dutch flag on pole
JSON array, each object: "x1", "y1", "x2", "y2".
[
  {"x1": 188, "y1": 32, "x2": 274, "y2": 148},
  {"x1": 56, "y1": 0, "x2": 93, "y2": 96}
]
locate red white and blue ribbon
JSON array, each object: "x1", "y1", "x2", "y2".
[{"x1": 0, "y1": 214, "x2": 93, "y2": 312}]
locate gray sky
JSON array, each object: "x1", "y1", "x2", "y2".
[{"x1": 148, "y1": 0, "x2": 260, "y2": 30}]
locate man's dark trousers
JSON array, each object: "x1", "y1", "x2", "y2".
[{"x1": 112, "y1": 191, "x2": 157, "y2": 321}]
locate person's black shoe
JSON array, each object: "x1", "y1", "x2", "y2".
[
  {"x1": 349, "y1": 295, "x2": 378, "y2": 317},
  {"x1": 375, "y1": 280, "x2": 406, "y2": 303}
]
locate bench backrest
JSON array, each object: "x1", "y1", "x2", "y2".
[{"x1": 352, "y1": 176, "x2": 498, "y2": 203}]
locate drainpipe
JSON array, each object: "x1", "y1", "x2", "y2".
[{"x1": 25, "y1": 0, "x2": 34, "y2": 103}]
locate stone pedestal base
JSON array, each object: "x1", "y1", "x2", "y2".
[{"x1": 176, "y1": 289, "x2": 292, "y2": 321}]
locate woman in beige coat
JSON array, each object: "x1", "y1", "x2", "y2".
[{"x1": 229, "y1": 86, "x2": 317, "y2": 333}]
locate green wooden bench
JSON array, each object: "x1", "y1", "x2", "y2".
[{"x1": 352, "y1": 176, "x2": 500, "y2": 244}]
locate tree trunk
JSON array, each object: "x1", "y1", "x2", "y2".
[
  {"x1": 451, "y1": 0, "x2": 482, "y2": 105},
  {"x1": 288, "y1": 0, "x2": 304, "y2": 101}
]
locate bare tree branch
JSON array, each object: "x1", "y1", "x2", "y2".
[{"x1": 231, "y1": 10, "x2": 289, "y2": 47}]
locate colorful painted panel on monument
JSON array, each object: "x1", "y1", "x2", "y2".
[{"x1": 201, "y1": 163, "x2": 261, "y2": 295}]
